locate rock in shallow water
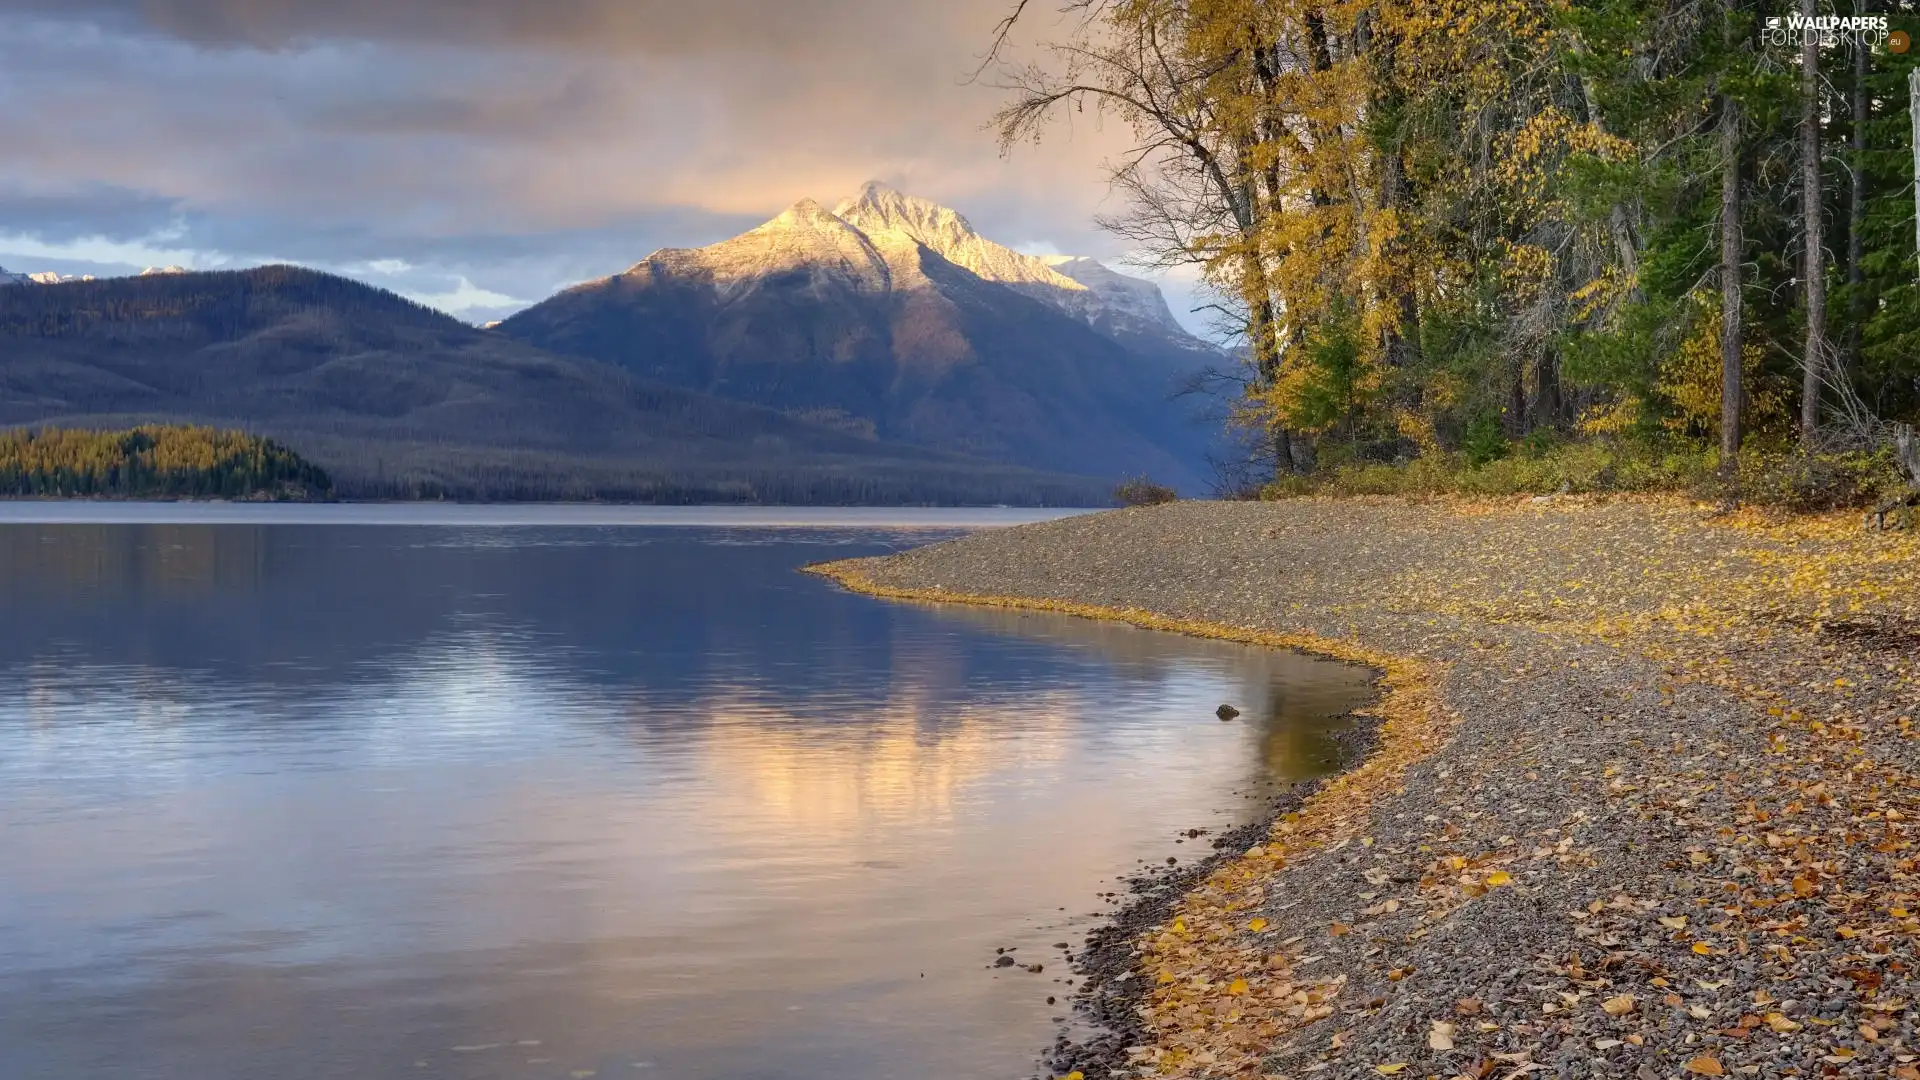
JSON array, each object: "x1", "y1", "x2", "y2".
[{"x1": 1215, "y1": 704, "x2": 1240, "y2": 720}]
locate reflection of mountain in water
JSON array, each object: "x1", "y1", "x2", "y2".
[
  {"x1": 879, "y1": 601, "x2": 1375, "y2": 784},
  {"x1": 0, "y1": 523, "x2": 1370, "y2": 788},
  {"x1": 679, "y1": 693, "x2": 1079, "y2": 828},
  {"x1": 0, "y1": 521, "x2": 1382, "y2": 1080}
]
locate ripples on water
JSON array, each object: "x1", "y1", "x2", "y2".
[{"x1": 0, "y1": 510, "x2": 1373, "y2": 1080}]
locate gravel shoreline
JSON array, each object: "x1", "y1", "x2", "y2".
[
  {"x1": 1044, "y1": 708, "x2": 1387, "y2": 1080},
  {"x1": 814, "y1": 498, "x2": 1920, "y2": 1080}
]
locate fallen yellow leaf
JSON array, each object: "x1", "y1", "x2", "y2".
[
  {"x1": 1486, "y1": 871, "x2": 1513, "y2": 887},
  {"x1": 1373, "y1": 1065, "x2": 1408, "y2": 1076},
  {"x1": 1692, "y1": 942, "x2": 1712, "y2": 955},
  {"x1": 1683, "y1": 1054, "x2": 1725, "y2": 1076},
  {"x1": 1601, "y1": 994, "x2": 1636, "y2": 1017},
  {"x1": 1226, "y1": 977, "x2": 1249, "y2": 995},
  {"x1": 1247, "y1": 917, "x2": 1269, "y2": 932}
]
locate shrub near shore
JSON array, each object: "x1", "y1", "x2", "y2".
[{"x1": 1264, "y1": 438, "x2": 1913, "y2": 515}]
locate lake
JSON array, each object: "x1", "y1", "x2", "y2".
[{"x1": 0, "y1": 506, "x2": 1374, "y2": 1080}]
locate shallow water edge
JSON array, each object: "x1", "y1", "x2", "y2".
[{"x1": 801, "y1": 559, "x2": 1393, "y2": 1079}]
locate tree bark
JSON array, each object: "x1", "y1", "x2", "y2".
[
  {"x1": 1799, "y1": 0, "x2": 1827, "y2": 449},
  {"x1": 1910, "y1": 70, "x2": 1920, "y2": 279},
  {"x1": 1360, "y1": 14, "x2": 1420, "y2": 371},
  {"x1": 1532, "y1": 351, "x2": 1562, "y2": 430},
  {"x1": 1720, "y1": 95, "x2": 1744, "y2": 470},
  {"x1": 1847, "y1": 13, "x2": 1866, "y2": 375}
]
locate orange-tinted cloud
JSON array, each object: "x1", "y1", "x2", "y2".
[{"x1": 0, "y1": 2, "x2": 1183, "y2": 324}]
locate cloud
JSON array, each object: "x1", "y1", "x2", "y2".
[
  {"x1": 402, "y1": 276, "x2": 525, "y2": 321},
  {"x1": 0, "y1": 2, "x2": 1215, "y2": 333},
  {"x1": 7, "y1": 0, "x2": 1009, "y2": 56}
]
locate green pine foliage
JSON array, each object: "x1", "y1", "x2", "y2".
[{"x1": 0, "y1": 426, "x2": 333, "y2": 500}]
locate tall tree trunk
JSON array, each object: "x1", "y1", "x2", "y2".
[
  {"x1": 1359, "y1": 13, "x2": 1420, "y2": 371},
  {"x1": 1848, "y1": 12, "x2": 1866, "y2": 376},
  {"x1": 1720, "y1": 95, "x2": 1744, "y2": 470},
  {"x1": 1532, "y1": 350, "x2": 1562, "y2": 430},
  {"x1": 1244, "y1": 245, "x2": 1281, "y2": 385},
  {"x1": 1799, "y1": 0, "x2": 1827, "y2": 449},
  {"x1": 1910, "y1": 70, "x2": 1920, "y2": 279}
]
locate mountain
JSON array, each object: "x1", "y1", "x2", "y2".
[
  {"x1": 831, "y1": 183, "x2": 1209, "y2": 355},
  {"x1": 1039, "y1": 255, "x2": 1212, "y2": 355},
  {"x1": 831, "y1": 183, "x2": 1091, "y2": 296},
  {"x1": 498, "y1": 184, "x2": 1215, "y2": 488},
  {"x1": 0, "y1": 266, "x2": 184, "y2": 286},
  {"x1": 0, "y1": 267, "x2": 101, "y2": 285},
  {"x1": 0, "y1": 266, "x2": 1106, "y2": 504}
]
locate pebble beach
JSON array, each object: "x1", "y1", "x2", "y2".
[{"x1": 813, "y1": 497, "x2": 1920, "y2": 1080}]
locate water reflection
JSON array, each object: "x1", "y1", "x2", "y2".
[{"x1": 0, "y1": 521, "x2": 1372, "y2": 1080}]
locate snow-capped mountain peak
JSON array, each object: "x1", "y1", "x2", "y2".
[
  {"x1": 140, "y1": 265, "x2": 189, "y2": 276},
  {"x1": 622, "y1": 196, "x2": 894, "y2": 297},
  {"x1": 830, "y1": 183, "x2": 1210, "y2": 350},
  {"x1": 2, "y1": 266, "x2": 151, "y2": 287},
  {"x1": 591, "y1": 183, "x2": 1212, "y2": 353},
  {"x1": 1040, "y1": 256, "x2": 1196, "y2": 344},
  {"x1": 832, "y1": 182, "x2": 1087, "y2": 295}
]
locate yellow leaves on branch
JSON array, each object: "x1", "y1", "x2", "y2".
[{"x1": 1654, "y1": 291, "x2": 1788, "y2": 440}]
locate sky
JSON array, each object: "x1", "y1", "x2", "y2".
[{"x1": 0, "y1": 0, "x2": 1211, "y2": 331}]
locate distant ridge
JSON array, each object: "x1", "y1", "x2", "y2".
[{"x1": 0, "y1": 265, "x2": 1109, "y2": 504}]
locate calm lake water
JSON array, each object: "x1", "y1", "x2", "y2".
[{"x1": 0, "y1": 506, "x2": 1374, "y2": 1080}]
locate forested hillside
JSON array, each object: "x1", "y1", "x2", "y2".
[
  {"x1": 0, "y1": 425, "x2": 331, "y2": 500},
  {"x1": 999, "y1": 3, "x2": 1920, "y2": 503},
  {"x1": 0, "y1": 267, "x2": 1110, "y2": 504}
]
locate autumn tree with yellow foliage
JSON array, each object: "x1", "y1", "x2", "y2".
[{"x1": 994, "y1": 0, "x2": 1920, "y2": 503}]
